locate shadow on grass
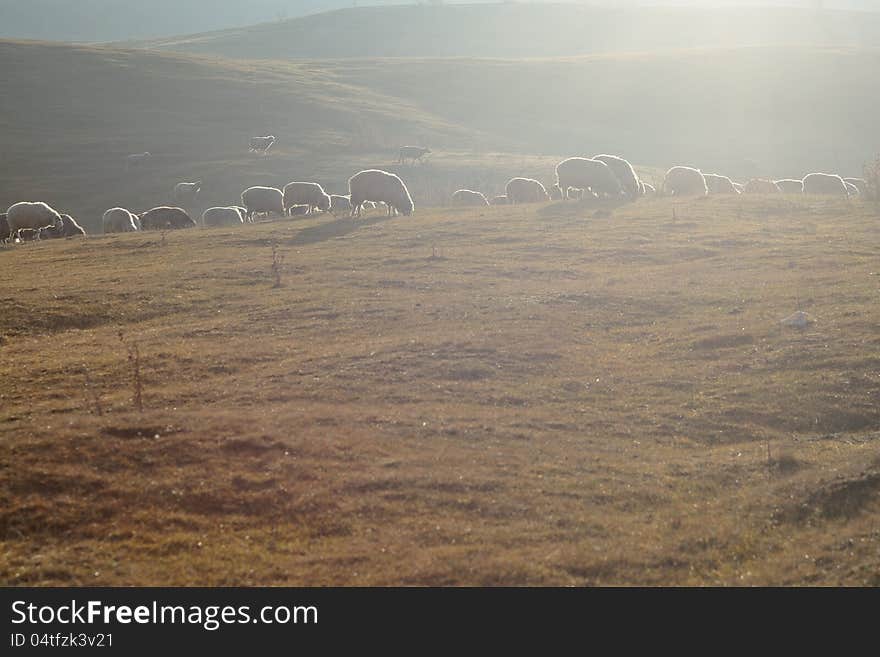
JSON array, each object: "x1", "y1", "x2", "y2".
[{"x1": 288, "y1": 214, "x2": 390, "y2": 246}]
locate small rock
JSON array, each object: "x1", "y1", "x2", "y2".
[{"x1": 781, "y1": 311, "x2": 813, "y2": 329}]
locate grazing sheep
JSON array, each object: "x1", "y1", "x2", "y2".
[
  {"x1": 491, "y1": 195, "x2": 509, "y2": 205},
  {"x1": 593, "y1": 154, "x2": 640, "y2": 200},
  {"x1": 249, "y1": 135, "x2": 276, "y2": 153},
  {"x1": 288, "y1": 205, "x2": 310, "y2": 216},
  {"x1": 241, "y1": 186, "x2": 285, "y2": 221},
  {"x1": 704, "y1": 173, "x2": 739, "y2": 194},
  {"x1": 329, "y1": 194, "x2": 352, "y2": 217},
  {"x1": 641, "y1": 182, "x2": 657, "y2": 196},
  {"x1": 0, "y1": 213, "x2": 9, "y2": 243},
  {"x1": 173, "y1": 181, "x2": 202, "y2": 207},
  {"x1": 6, "y1": 201, "x2": 63, "y2": 240},
  {"x1": 802, "y1": 173, "x2": 848, "y2": 196},
  {"x1": 548, "y1": 184, "x2": 564, "y2": 201},
  {"x1": 452, "y1": 189, "x2": 490, "y2": 206},
  {"x1": 845, "y1": 181, "x2": 860, "y2": 197},
  {"x1": 349, "y1": 169, "x2": 414, "y2": 218},
  {"x1": 139, "y1": 206, "x2": 196, "y2": 230},
  {"x1": 103, "y1": 207, "x2": 140, "y2": 233},
  {"x1": 38, "y1": 224, "x2": 64, "y2": 240},
  {"x1": 398, "y1": 146, "x2": 431, "y2": 164},
  {"x1": 58, "y1": 214, "x2": 85, "y2": 237},
  {"x1": 662, "y1": 167, "x2": 708, "y2": 196},
  {"x1": 505, "y1": 177, "x2": 550, "y2": 204},
  {"x1": 202, "y1": 206, "x2": 245, "y2": 227},
  {"x1": 282, "y1": 182, "x2": 331, "y2": 215},
  {"x1": 125, "y1": 152, "x2": 151, "y2": 170},
  {"x1": 744, "y1": 178, "x2": 781, "y2": 194},
  {"x1": 556, "y1": 158, "x2": 622, "y2": 199},
  {"x1": 844, "y1": 178, "x2": 867, "y2": 196},
  {"x1": 775, "y1": 179, "x2": 804, "y2": 193}
]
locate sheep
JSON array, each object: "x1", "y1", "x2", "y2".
[
  {"x1": 775, "y1": 179, "x2": 804, "y2": 194},
  {"x1": 288, "y1": 205, "x2": 310, "y2": 216},
  {"x1": 39, "y1": 224, "x2": 64, "y2": 240},
  {"x1": 6, "y1": 201, "x2": 62, "y2": 240},
  {"x1": 0, "y1": 213, "x2": 9, "y2": 243},
  {"x1": 329, "y1": 194, "x2": 352, "y2": 217},
  {"x1": 802, "y1": 173, "x2": 848, "y2": 196},
  {"x1": 125, "y1": 152, "x2": 151, "y2": 171},
  {"x1": 58, "y1": 214, "x2": 86, "y2": 237},
  {"x1": 662, "y1": 167, "x2": 707, "y2": 196},
  {"x1": 844, "y1": 178, "x2": 868, "y2": 196},
  {"x1": 555, "y1": 158, "x2": 622, "y2": 199},
  {"x1": 505, "y1": 177, "x2": 550, "y2": 204},
  {"x1": 282, "y1": 182, "x2": 331, "y2": 215},
  {"x1": 451, "y1": 189, "x2": 490, "y2": 207},
  {"x1": 241, "y1": 186, "x2": 285, "y2": 221},
  {"x1": 490, "y1": 195, "x2": 509, "y2": 205},
  {"x1": 249, "y1": 135, "x2": 276, "y2": 154},
  {"x1": 349, "y1": 169, "x2": 414, "y2": 218},
  {"x1": 704, "y1": 173, "x2": 739, "y2": 194},
  {"x1": 744, "y1": 178, "x2": 781, "y2": 194},
  {"x1": 398, "y1": 146, "x2": 431, "y2": 164},
  {"x1": 173, "y1": 181, "x2": 202, "y2": 207},
  {"x1": 139, "y1": 206, "x2": 196, "y2": 230},
  {"x1": 593, "y1": 154, "x2": 640, "y2": 200},
  {"x1": 202, "y1": 206, "x2": 245, "y2": 227},
  {"x1": 103, "y1": 207, "x2": 140, "y2": 233},
  {"x1": 845, "y1": 181, "x2": 860, "y2": 197}
]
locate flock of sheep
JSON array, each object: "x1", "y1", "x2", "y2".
[
  {"x1": 449, "y1": 156, "x2": 868, "y2": 208},
  {"x1": 0, "y1": 145, "x2": 868, "y2": 246}
]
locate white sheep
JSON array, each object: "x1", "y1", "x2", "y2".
[
  {"x1": 241, "y1": 186, "x2": 285, "y2": 221},
  {"x1": 125, "y1": 152, "x2": 151, "y2": 171},
  {"x1": 662, "y1": 167, "x2": 708, "y2": 196},
  {"x1": 6, "y1": 201, "x2": 63, "y2": 240},
  {"x1": 282, "y1": 182, "x2": 331, "y2": 215},
  {"x1": 329, "y1": 195, "x2": 352, "y2": 217},
  {"x1": 704, "y1": 173, "x2": 739, "y2": 194},
  {"x1": 173, "y1": 181, "x2": 202, "y2": 207},
  {"x1": 744, "y1": 179, "x2": 781, "y2": 194},
  {"x1": 593, "y1": 154, "x2": 640, "y2": 200},
  {"x1": 349, "y1": 169, "x2": 414, "y2": 218},
  {"x1": 398, "y1": 146, "x2": 431, "y2": 164},
  {"x1": 556, "y1": 158, "x2": 622, "y2": 199},
  {"x1": 802, "y1": 173, "x2": 848, "y2": 196},
  {"x1": 249, "y1": 135, "x2": 276, "y2": 153},
  {"x1": 774, "y1": 179, "x2": 804, "y2": 193},
  {"x1": 505, "y1": 177, "x2": 550, "y2": 204},
  {"x1": 202, "y1": 207, "x2": 245, "y2": 227},
  {"x1": 103, "y1": 207, "x2": 140, "y2": 233},
  {"x1": 844, "y1": 178, "x2": 867, "y2": 196},
  {"x1": 451, "y1": 189, "x2": 490, "y2": 207}
]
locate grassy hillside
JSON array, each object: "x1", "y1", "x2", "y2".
[
  {"x1": 1, "y1": 41, "x2": 876, "y2": 234},
  {"x1": 0, "y1": 41, "x2": 490, "y2": 233},
  {"x1": 130, "y1": 5, "x2": 880, "y2": 58},
  {"x1": 2, "y1": 194, "x2": 879, "y2": 585}
]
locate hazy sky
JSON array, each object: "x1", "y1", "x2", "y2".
[{"x1": 0, "y1": 1, "x2": 877, "y2": 42}]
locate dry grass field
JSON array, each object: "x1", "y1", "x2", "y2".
[{"x1": 2, "y1": 193, "x2": 879, "y2": 586}]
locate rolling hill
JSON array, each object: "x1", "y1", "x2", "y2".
[
  {"x1": 1, "y1": 40, "x2": 877, "y2": 234},
  {"x1": 129, "y1": 5, "x2": 880, "y2": 59}
]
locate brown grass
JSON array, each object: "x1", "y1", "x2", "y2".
[{"x1": 2, "y1": 194, "x2": 879, "y2": 586}]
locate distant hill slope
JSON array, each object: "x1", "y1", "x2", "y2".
[
  {"x1": 130, "y1": 5, "x2": 880, "y2": 58},
  {"x1": 1, "y1": 41, "x2": 878, "y2": 232},
  {"x1": 0, "y1": 41, "x2": 478, "y2": 231}
]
